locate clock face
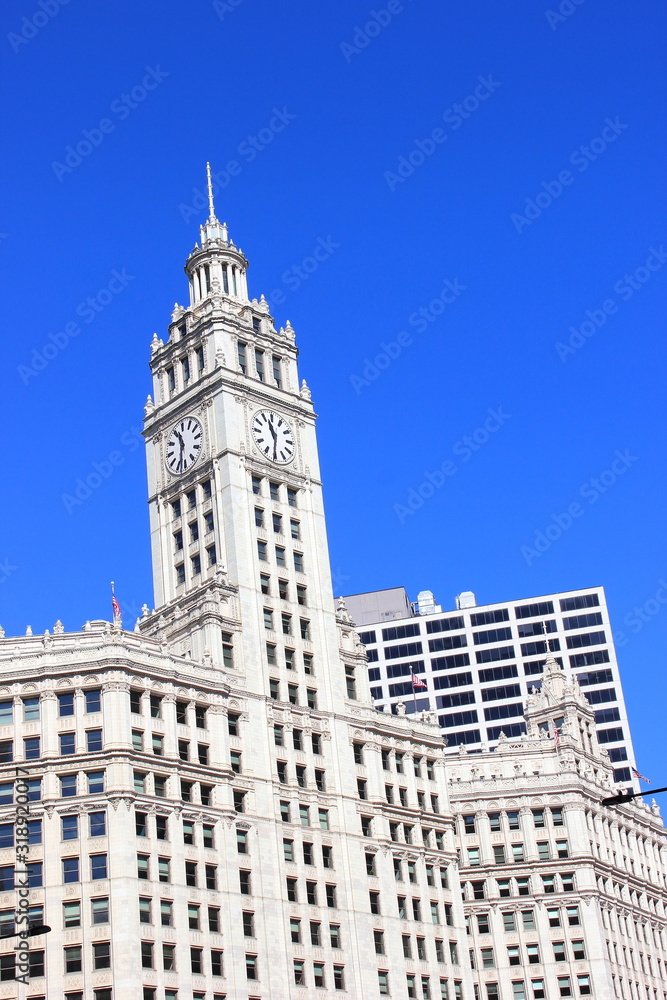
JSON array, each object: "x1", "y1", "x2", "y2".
[
  {"x1": 166, "y1": 417, "x2": 203, "y2": 474},
  {"x1": 252, "y1": 410, "x2": 295, "y2": 464}
]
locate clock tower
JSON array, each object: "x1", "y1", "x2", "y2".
[
  {"x1": 133, "y1": 169, "x2": 468, "y2": 997},
  {"x1": 141, "y1": 165, "x2": 351, "y2": 713}
]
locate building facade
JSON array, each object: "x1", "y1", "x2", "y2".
[
  {"x1": 0, "y1": 174, "x2": 662, "y2": 1000},
  {"x1": 449, "y1": 657, "x2": 667, "y2": 1000},
  {"x1": 343, "y1": 588, "x2": 637, "y2": 786},
  {"x1": 0, "y1": 181, "x2": 473, "y2": 998}
]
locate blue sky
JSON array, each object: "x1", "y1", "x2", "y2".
[{"x1": 1, "y1": 0, "x2": 665, "y2": 778}]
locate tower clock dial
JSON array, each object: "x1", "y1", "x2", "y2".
[
  {"x1": 252, "y1": 410, "x2": 295, "y2": 464},
  {"x1": 165, "y1": 417, "x2": 203, "y2": 474}
]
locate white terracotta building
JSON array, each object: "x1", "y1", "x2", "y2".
[
  {"x1": 0, "y1": 179, "x2": 472, "y2": 999},
  {"x1": 449, "y1": 657, "x2": 667, "y2": 1000}
]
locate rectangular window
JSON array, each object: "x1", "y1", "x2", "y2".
[
  {"x1": 139, "y1": 899, "x2": 151, "y2": 924},
  {"x1": 58, "y1": 693, "x2": 74, "y2": 717},
  {"x1": 190, "y1": 946, "x2": 203, "y2": 975},
  {"x1": 23, "y1": 697, "x2": 39, "y2": 721},
  {"x1": 26, "y1": 861, "x2": 42, "y2": 887},
  {"x1": 493, "y1": 845, "x2": 506, "y2": 864},
  {"x1": 84, "y1": 689, "x2": 102, "y2": 713},
  {"x1": 237, "y1": 341, "x2": 247, "y2": 373},
  {"x1": 59, "y1": 733, "x2": 75, "y2": 755},
  {"x1": 63, "y1": 857, "x2": 79, "y2": 884},
  {"x1": 572, "y1": 941, "x2": 586, "y2": 960},
  {"x1": 93, "y1": 941, "x2": 111, "y2": 969},
  {"x1": 64, "y1": 945, "x2": 83, "y2": 973},
  {"x1": 89, "y1": 811, "x2": 106, "y2": 837},
  {"x1": 272, "y1": 355, "x2": 282, "y2": 387},
  {"x1": 87, "y1": 729, "x2": 103, "y2": 752},
  {"x1": 63, "y1": 900, "x2": 81, "y2": 928},
  {"x1": 141, "y1": 941, "x2": 154, "y2": 969}
]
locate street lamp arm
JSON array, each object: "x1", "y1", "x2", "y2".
[{"x1": 602, "y1": 784, "x2": 667, "y2": 806}]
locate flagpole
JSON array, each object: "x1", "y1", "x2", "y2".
[{"x1": 111, "y1": 581, "x2": 122, "y2": 627}]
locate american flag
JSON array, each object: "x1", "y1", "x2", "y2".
[
  {"x1": 551, "y1": 719, "x2": 560, "y2": 747},
  {"x1": 111, "y1": 584, "x2": 121, "y2": 621},
  {"x1": 411, "y1": 672, "x2": 427, "y2": 690},
  {"x1": 632, "y1": 768, "x2": 650, "y2": 783}
]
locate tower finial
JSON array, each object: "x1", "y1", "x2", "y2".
[{"x1": 206, "y1": 162, "x2": 217, "y2": 221}]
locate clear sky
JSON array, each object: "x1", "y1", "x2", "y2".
[{"x1": 1, "y1": 1, "x2": 665, "y2": 779}]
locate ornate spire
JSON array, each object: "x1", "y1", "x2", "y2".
[
  {"x1": 541, "y1": 654, "x2": 566, "y2": 702},
  {"x1": 206, "y1": 162, "x2": 217, "y2": 222},
  {"x1": 184, "y1": 164, "x2": 248, "y2": 306},
  {"x1": 199, "y1": 163, "x2": 228, "y2": 245}
]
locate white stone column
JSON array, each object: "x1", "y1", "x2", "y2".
[
  {"x1": 40, "y1": 692, "x2": 58, "y2": 756},
  {"x1": 99, "y1": 681, "x2": 130, "y2": 751}
]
